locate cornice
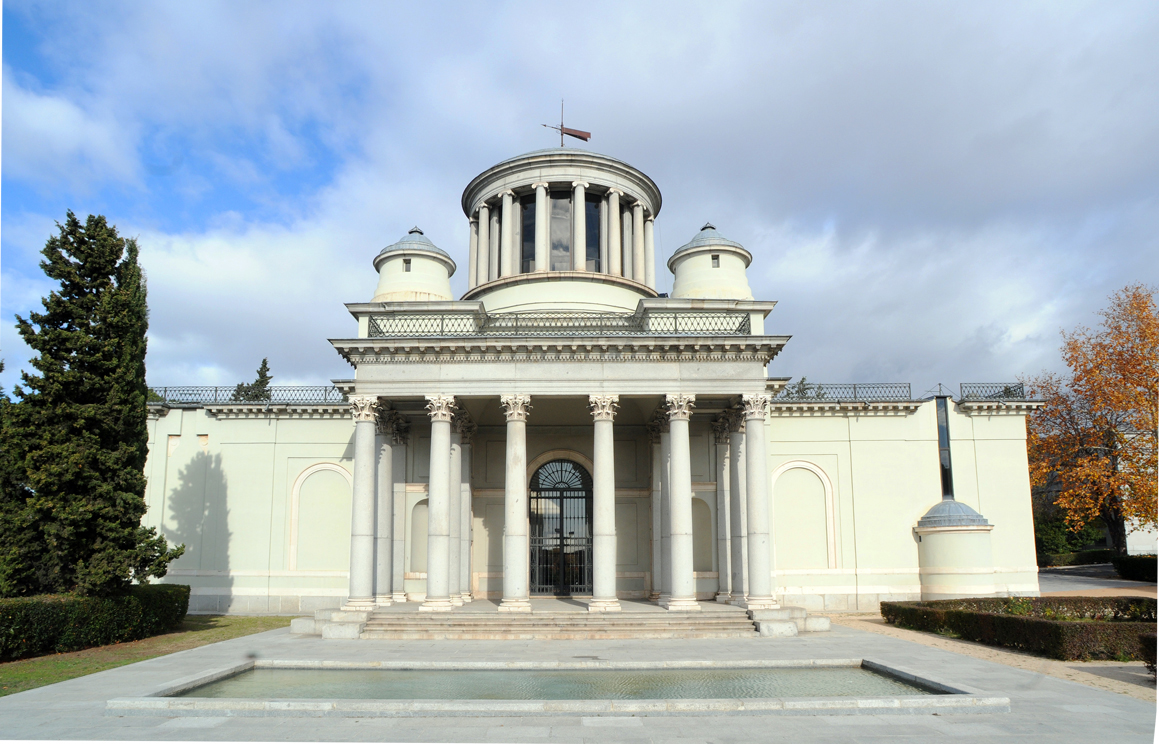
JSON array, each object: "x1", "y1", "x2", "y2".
[
  {"x1": 766, "y1": 400, "x2": 923, "y2": 417},
  {"x1": 957, "y1": 400, "x2": 1043, "y2": 416},
  {"x1": 330, "y1": 336, "x2": 789, "y2": 366},
  {"x1": 203, "y1": 404, "x2": 351, "y2": 420}
]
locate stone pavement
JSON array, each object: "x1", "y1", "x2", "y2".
[{"x1": 0, "y1": 622, "x2": 1153, "y2": 742}]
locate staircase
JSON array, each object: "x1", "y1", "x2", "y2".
[{"x1": 359, "y1": 610, "x2": 759, "y2": 640}]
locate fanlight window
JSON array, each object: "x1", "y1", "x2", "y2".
[{"x1": 530, "y1": 459, "x2": 592, "y2": 491}]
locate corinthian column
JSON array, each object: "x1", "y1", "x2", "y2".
[
  {"x1": 374, "y1": 408, "x2": 398, "y2": 607},
  {"x1": 662, "y1": 394, "x2": 700, "y2": 611},
  {"x1": 499, "y1": 394, "x2": 532, "y2": 612},
  {"x1": 607, "y1": 189, "x2": 622, "y2": 276},
  {"x1": 572, "y1": 181, "x2": 589, "y2": 271},
  {"x1": 421, "y1": 395, "x2": 455, "y2": 612},
  {"x1": 500, "y1": 190, "x2": 515, "y2": 277},
  {"x1": 344, "y1": 395, "x2": 379, "y2": 610},
  {"x1": 588, "y1": 395, "x2": 621, "y2": 611},
  {"x1": 712, "y1": 414, "x2": 732, "y2": 603},
  {"x1": 533, "y1": 182, "x2": 549, "y2": 271},
  {"x1": 457, "y1": 417, "x2": 476, "y2": 601},
  {"x1": 632, "y1": 202, "x2": 645, "y2": 283},
  {"x1": 447, "y1": 421, "x2": 463, "y2": 607},
  {"x1": 742, "y1": 394, "x2": 778, "y2": 610},
  {"x1": 728, "y1": 410, "x2": 749, "y2": 604}
]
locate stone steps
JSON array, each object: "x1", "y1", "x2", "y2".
[{"x1": 359, "y1": 609, "x2": 759, "y2": 639}]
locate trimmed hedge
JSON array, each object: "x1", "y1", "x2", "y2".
[
  {"x1": 1141, "y1": 633, "x2": 1156, "y2": 676},
  {"x1": 1037, "y1": 549, "x2": 1116, "y2": 567},
  {"x1": 0, "y1": 584, "x2": 190, "y2": 661},
  {"x1": 881, "y1": 597, "x2": 1156, "y2": 661},
  {"x1": 1112, "y1": 554, "x2": 1157, "y2": 582}
]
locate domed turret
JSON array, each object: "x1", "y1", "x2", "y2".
[
  {"x1": 371, "y1": 227, "x2": 456, "y2": 302},
  {"x1": 914, "y1": 498, "x2": 996, "y2": 600},
  {"x1": 668, "y1": 223, "x2": 754, "y2": 300}
]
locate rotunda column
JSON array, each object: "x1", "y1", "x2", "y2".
[
  {"x1": 588, "y1": 395, "x2": 621, "y2": 612},
  {"x1": 533, "y1": 182, "x2": 549, "y2": 271},
  {"x1": 467, "y1": 217, "x2": 479, "y2": 289},
  {"x1": 500, "y1": 190, "x2": 515, "y2": 277},
  {"x1": 712, "y1": 415, "x2": 732, "y2": 603},
  {"x1": 742, "y1": 394, "x2": 778, "y2": 610},
  {"x1": 607, "y1": 189, "x2": 622, "y2": 276},
  {"x1": 421, "y1": 395, "x2": 455, "y2": 612},
  {"x1": 728, "y1": 410, "x2": 749, "y2": 604},
  {"x1": 572, "y1": 182, "x2": 589, "y2": 271},
  {"x1": 662, "y1": 394, "x2": 700, "y2": 611},
  {"x1": 499, "y1": 394, "x2": 532, "y2": 612},
  {"x1": 488, "y1": 204, "x2": 500, "y2": 281},
  {"x1": 344, "y1": 395, "x2": 379, "y2": 610},
  {"x1": 448, "y1": 423, "x2": 463, "y2": 607},
  {"x1": 374, "y1": 408, "x2": 396, "y2": 607},
  {"x1": 476, "y1": 204, "x2": 491, "y2": 284},
  {"x1": 632, "y1": 202, "x2": 646, "y2": 283},
  {"x1": 644, "y1": 215, "x2": 656, "y2": 289}
]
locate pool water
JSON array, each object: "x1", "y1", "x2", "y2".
[{"x1": 178, "y1": 667, "x2": 940, "y2": 700}]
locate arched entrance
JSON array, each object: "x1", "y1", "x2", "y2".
[{"x1": 529, "y1": 459, "x2": 593, "y2": 596}]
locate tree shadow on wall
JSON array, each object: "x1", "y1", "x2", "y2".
[{"x1": 163, "y1": 452, "x2": 232, "y2": 612}]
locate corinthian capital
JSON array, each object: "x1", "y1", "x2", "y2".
[
  {"x1": 500, "y1": 394, "x2": 532, "y2": 422},
  {"x1": 349, "y1": 395, "x2": 379, "y2": 422},
  {"x1": 711, "y1": 414, "x2": 733, "y2": 444},
  {"x1": 588, "y1": 395, "x2": 619, "y2": 421},
  {"x1": 426, "y1": 394, "x2": 456, "y2": 423},
  {"x1": 665, "y1": 394, "x2": 696, "y2": 421},
  {"x1": 742, "y1": 394, "x2": 771, "y2": 420}
]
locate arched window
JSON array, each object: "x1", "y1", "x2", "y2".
[{"x1": 529, "y1": 459, "x2": 593, "y2": 595}]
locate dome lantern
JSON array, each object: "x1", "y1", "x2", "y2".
[{"x1": 668, "y1": 223, "x2": 754, "y2": 300}]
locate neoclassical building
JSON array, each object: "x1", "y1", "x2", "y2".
[{"x1": 144, "y1": 149, "x2": 1041, "y2": 616}]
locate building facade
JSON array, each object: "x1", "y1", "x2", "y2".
[{"x1": 144, "y1": 149, "x2": 1042, "y2": 615}]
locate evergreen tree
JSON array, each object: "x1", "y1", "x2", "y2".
[
  {"x1": 5, "y1": 212, "x2": 182, "y2": 596},
  {"x1": 232, "y1": 358, "x2": 273, "y2": 402}
]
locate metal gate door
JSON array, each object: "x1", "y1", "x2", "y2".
[{"x1": 529, "y1": 460, "x2": 593, "y2": 595}]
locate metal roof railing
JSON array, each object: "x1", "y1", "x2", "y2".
[
  {"x1": 368, "y1": 310, "x2": 752, "y2": 338},
  {"x1": 774, "y1": 382, "x2": 913, "y2": 402},
  {"x1": 148, "y1": 386, "x2": 347, "y2": 406},
  {"x1": 959, "y1": 382, "x2": 1027, "y2": 401}
]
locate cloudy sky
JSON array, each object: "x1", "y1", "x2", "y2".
[{"x1": 3, "y1": 1, "x2": 1156, "y2": 396}]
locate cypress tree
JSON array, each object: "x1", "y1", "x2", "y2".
[
  {"x1": 5, "y1": 212, "x2": 182, "y2": 596},
  {"x1": 232, "y1": 358, "x2": 273, "y2": 402}
]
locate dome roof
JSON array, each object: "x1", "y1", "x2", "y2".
[
  {"x1": 376, "y1": 227, "x2": 450, "y2": 260},
  {"x1": 671, "y1": 223, "x2": 747, "y2": 259},
  {"x1": 916, "y1": 499, "x2": 991, "y2": 529}
]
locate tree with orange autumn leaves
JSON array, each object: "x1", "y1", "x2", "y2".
[{"x1": 1025, "y1": 285, "x2": 1157, "y2": 554}]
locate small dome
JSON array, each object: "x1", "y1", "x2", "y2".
[
  {"x1": 916, "y1": 499, "x2": 991, "y2": 529},
  {"x1": 669, "y1": 222, "x2": 749, "y2": 263},
  {"x1": 375, "y1": 227, "x2": 451, "y2": 261}
]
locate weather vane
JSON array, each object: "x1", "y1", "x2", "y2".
[{"x1": 543, "y1": 100, "x2": 590, "y2": 147}]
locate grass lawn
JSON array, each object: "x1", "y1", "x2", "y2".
[{"x1": 0, "y1": 614, "x2": 292, "y2": 697}]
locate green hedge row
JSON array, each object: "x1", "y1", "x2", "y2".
[
  {"x1": 1112, "y1": 554, "x2": 1157, "y2": 582},
  {"x1": 0, "y1": 584, "x2": 190, "y2": 661},
  {"x1": 881, "y1": 597, "x2": 1156, "y2": 661},
  {"x1": 1141, "y1": 633, "x2": 1156, "y2": 676},
  {"x1": 1037, "y1": 549, "x2": 1116, "y2": 567}
]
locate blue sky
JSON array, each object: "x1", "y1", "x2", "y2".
[{"x1": 3, "y1": 1, "x2": 1157, "y2": 394}]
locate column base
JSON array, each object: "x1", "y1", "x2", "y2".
[
  {"x1": 341, "y1": 598, "x2": 376, "y2": 612},
  {"x1": 648, "y1": 591, "x2": 661, "y2": 602},
  {"x1": 715, "y1": 592, "x2": 732, "y2": 603},
  {"x1": 661, "y1": 596, "x2": 702, "y2": 611},
  {"x1": 730, "y1": 596, "x2": 748, "y2": 607},
  {"x1": 657, "y1": 593, "x2": 671, "y2": 606},
  {"x1": 391, "y1": 592, "x2": 408, "y2": 604},
  {"x1": 740, "y1": 596, "x2": 779, "y2": 610},
  {"x1": 460, "y1": 592, "x2": 473, "y2": 603},
  {"x1": 498, "y1": 598, "x2": 532, "y2": 613},
  {"x1": 374, "y1": 595, "x2": 393, "y2": 607},
  {"x1": 587, "y1": 598, "x2": 622, "y2": 612},
  {"x1": 419, "y1": 598, "x2": 455, "y2": 612},
  {"x1": 449, "y1": 595, "x2": 464, "y2": 607}
]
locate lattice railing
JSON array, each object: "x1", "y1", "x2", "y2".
[
  {"x1": 959, "y1": 383, "x2": 1027, "y2": 401},
  {"x1": 148, "y1": 386, "x2": 347, "y2": 405},
  {"x1": 774, "y1": 382, "x2": 913, "y2": 401},
  {"x1": 367, "y1": 310, "x2": 752, "y2": 338}
]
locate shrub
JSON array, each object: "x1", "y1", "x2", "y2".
[
  {"x1": 1140, "y1": 633, "x2": 1156, "y2": 677},
  {"x1": 1037, "y1": 549, "x2": 1116, "y2": 567},
  {"x1": 1112, "y1": 554, "x2": 1157, "y2": 582},
  {"x1": 0, "y1": 584, "x2": 189, "y2": 661},
  {"x1": 881, "y1": 597, "x2": 1156, "y2": 661}
]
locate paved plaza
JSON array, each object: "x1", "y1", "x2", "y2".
[{"x1": 0, "y1": 615, "x2": 1153, "y2": 742}]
